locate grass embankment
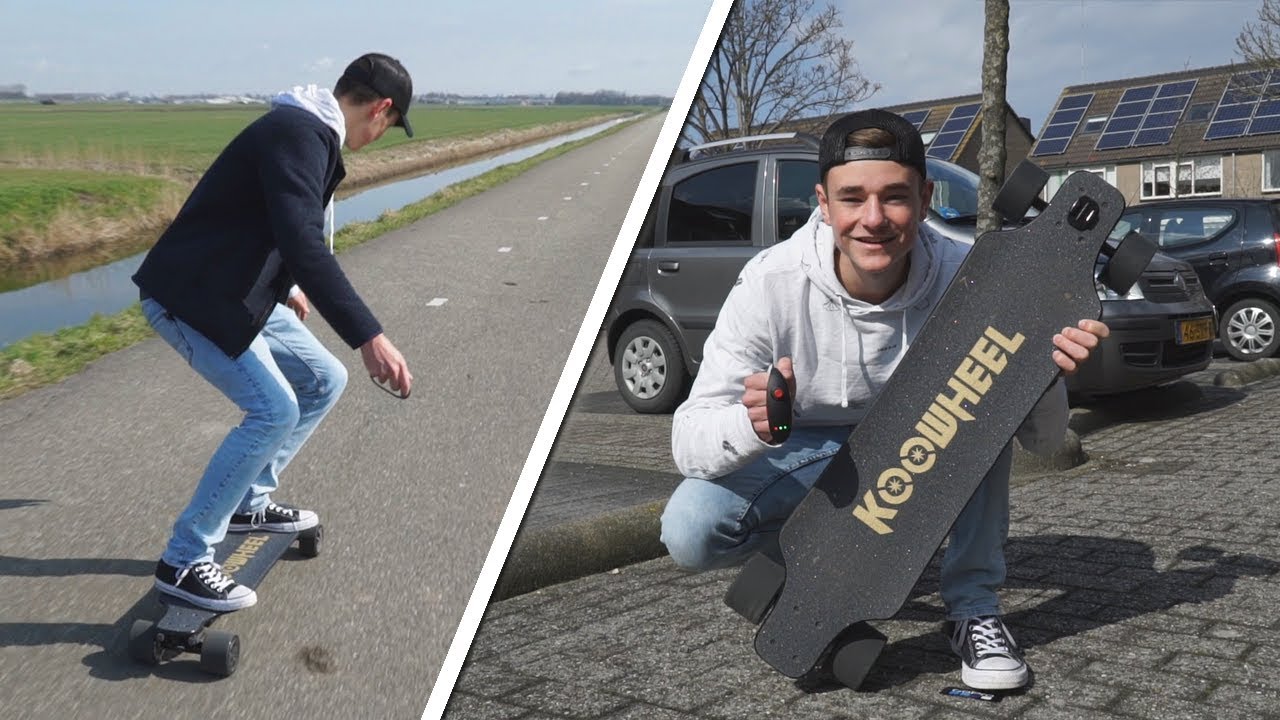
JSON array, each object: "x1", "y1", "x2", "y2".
[
  {"x1": 0, "y1": 104, "x2": 640, "y2": 269},
  {"x1": 0, "y1": 114, "x2": 646, "y2": 401}
]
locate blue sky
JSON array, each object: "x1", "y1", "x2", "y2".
[
  {"x1": 0, "y1": 0, "x2": 713, "y2": 97},
  {"x1": 848, "y1": 0, "x2": 1265, "y2": 132}
]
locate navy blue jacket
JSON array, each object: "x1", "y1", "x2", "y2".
[{"x1": 134, "y1": 105, "x2": 382, "y2": 358}]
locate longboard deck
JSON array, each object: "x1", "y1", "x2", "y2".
[
  {"x1": 156, "y1": 530, "x2": 300, "y2": 633},
  {"x1": 753, "y1": 171, "x2": 1123, "y2": 677}
]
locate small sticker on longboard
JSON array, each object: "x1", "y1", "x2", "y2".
[{"x1": 940, "y1": 686, "x2": 1001, "y2": 702}]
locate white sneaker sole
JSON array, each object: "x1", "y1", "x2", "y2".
[
  {"x1": 961, "y1": 664, "x2": 1028, "y2": 691},
  {"x1": 154, "y1": 579, "x2": 258, "y2": 612}
]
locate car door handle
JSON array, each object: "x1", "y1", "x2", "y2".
[
  {"x1": 1207, "y1": 252, "x2": 1228, "y2": 267},
  {"x1": 657, "y1": 261, "x2": 680, "y2": 273}
]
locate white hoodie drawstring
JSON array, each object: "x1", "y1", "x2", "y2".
[{"x1": 840, "y1": 304, "x2": 849, "y2": 408}]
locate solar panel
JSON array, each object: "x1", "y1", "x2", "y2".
[
  {"x1": 899, "y1": 109, "x2": 930, "y2": 129},
  {"x1": 1030, "y1": 92, "x2": 1095, "y2": 157},
  {"x1": 925, "y1": 102, "x2": 981, "y2": 160},
  {"x1": 1095, "y1": 79, "x2": 1197, "y2": 151},
  {"x1": 1204, "y1": 68, "x2": 1280, "y2": 139}
]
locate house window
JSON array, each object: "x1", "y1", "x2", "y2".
[
  {"x1": 1142, "y1": 157, "x2": 1221, "y2": 199},
  {"x1": 920, "y1": 131, "x2": 937, "y2": 145},
  {"x1": 1186, "y1": 102, "x2": 1214, "y2": 123},
  {"x1": 1041, "y1": 166, "x2": 1116, "y2": 201},
  {"x1": 1263, "y1": 151, "x2": 1280, "y2": 192},
  {"x1": 1081, "y1": 115, "x2": 1108, "y2": 133}
]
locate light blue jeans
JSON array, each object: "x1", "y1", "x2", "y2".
[
  {"x1": 141, "y1": 298, "x2": 348, "y2": 567},
  {"x1": 660, "y1": 425, "x2": 1011, "y2": 620}
]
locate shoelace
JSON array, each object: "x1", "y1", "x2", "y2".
[
  {"x1": 176, "y1": 563, "x2": 235, "y2": 593},
  {"x1": 968, "y1": 617, "x2": 1014, "y2": 658},
  {"x1": 246, "y1": 503, "x2": 298, "y2": 528}
]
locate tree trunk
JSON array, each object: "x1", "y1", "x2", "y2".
[{"x1": 977, "y1": 0, "x2": 1010, "y2": 238}]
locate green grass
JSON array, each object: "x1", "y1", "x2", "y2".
[
  {"x1": 0, "y1": 169, "x2": 176, "y2": 241},
  {"x1": 0, "y1": 103, "x2": 640, "y2": 174},
  {"x1": 0, "y1": 113, "x2": 647, "y2": 402}
]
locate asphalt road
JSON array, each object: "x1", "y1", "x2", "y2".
[{"x1": 0, "y1": 113, "x2": 664, "y2": 720}]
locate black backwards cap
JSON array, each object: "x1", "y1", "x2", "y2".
[
  {"x1": 341, "y1": 53, "x2": 414, "y2": 137},
  {"x1": 818, "y1": 108, "x2": 927, "y2": 182}
]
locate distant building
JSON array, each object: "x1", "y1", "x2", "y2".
[
  {"x1": 779, "y1": 94, "x2": 1036, "y2": 180},
  {"x1": 1031, "y1": 63, "x2": 1280, "y2": 203}
]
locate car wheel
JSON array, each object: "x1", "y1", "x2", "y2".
[
  {"x1": 613, "y1": 319, "x2": 689, "y2": 413},
  {"x1": 1221, "y1": 298, "x2": 1280, "y2": 361}
]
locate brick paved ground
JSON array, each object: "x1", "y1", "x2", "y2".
[{"x1": 444, "y1": 374, "x2": 1280, "y2": 719}]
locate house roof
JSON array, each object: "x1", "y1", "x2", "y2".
[
  {"x1": 1031, "y1": 62, "x2": 1280, "y2": 170},
  {"x1": 776, "y1": 93, "x2": 1033, "y2": 163}
]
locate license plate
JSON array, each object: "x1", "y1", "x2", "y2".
[{"x1": 1177, "y1": 316, "x2": 1214, "y2": 345}]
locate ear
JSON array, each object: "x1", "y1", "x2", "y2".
[
  {"x1": 815, "y1": 182, "x2": 830, "y2": 225},
  {"x1": 918, "y1": 179, "x2": 934, "y2": 221},
  {"x1": 371, "y1": 97, "x2": 393, "y2": 118}
]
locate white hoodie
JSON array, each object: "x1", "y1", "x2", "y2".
[
  {"x1": 670, "y1": 209, "x2": 1068, "y2": 480},
  {"x1": 270, "y1": 84, "x2": 345, "y2": 297}
]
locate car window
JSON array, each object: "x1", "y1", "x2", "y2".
[
  {"x1": 776, "y1": 159, "x2": 819, "y2": 242},
  {"x1": 925, "y1": 159, "x2": 981, "y2": 219},
  {"x1": 666, "y1": 161, "x2": 757, "y2": 244},
  {"x1": 1110, "y1": 214, "x2": 1139, "y2": 241},
  {"x1": 1153, "y1": 207, "x2": 1237, "y2": 248}
]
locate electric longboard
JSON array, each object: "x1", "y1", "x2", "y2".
[
  {"x1": 128, "y1": 525, "x2": 322, "y2": 677},
  {"x1": 723, "y1": 162, "x2": 1156, "y2": 688}
]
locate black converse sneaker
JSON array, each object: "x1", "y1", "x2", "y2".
[
  {"x1": 154, "y1": 560, "x2": 257, "y2": 612},
  {"x1": 949, "y1": 615, "x2": 1029, "y2": 690},
  {"x1": 228, "y1": 501, "x2": 319, "y2": 533}
]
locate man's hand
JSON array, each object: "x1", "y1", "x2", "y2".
[
  {"x1": 360, "y1": 333, "x2": 413, "y2": 398},
  {"x1": 742, "y1": 356, "x2": 795, "y2": 443},
  {"x1": 1053, "y1": 319, "x2": 1110, "y2": 376},
  {"x1": 286, "y1": 291, "x2": 310, "y2": 321}
]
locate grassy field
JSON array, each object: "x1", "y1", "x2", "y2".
[
  {"x1": 0, "y1": 116, "x2": 641, "y2": 401},
  {"x1": 0, "y1": 103, "x2": 640, "y2": 174},
  {"x1": 0, "y1": 102, "x2": 640, "y2": 271}
]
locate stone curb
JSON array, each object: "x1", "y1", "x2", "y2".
[{"x1": 497, "y1": 360, "x2": 1280, "y2": 600}]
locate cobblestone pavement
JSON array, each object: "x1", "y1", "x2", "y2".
[{"x1": 445, "y1": 372, "x2": 1280, "y2": 719}]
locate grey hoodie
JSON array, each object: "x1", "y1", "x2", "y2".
[{"x1": 670, "y1": 208, "x2": 1068, "y2": 480}]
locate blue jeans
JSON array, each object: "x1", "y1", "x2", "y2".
[
  {"x1": 660, "y1": 426, "x2": 1010, "y2": 620},
  {"x1": 141, "y1": 298, "x2": 348, "y2": 567}
]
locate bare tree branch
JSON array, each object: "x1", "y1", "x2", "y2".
[
  {"x1": 1238, "y1": 0, "x2": 1280, "y2": 70},
  {"x1": 681, "y1": 0, "x2": 879, "y2": 146}
]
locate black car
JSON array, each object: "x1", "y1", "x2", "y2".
[
  {"x1": 606, "y1": 133, "x2": 1216, "y2": 413},
  {"x1": 1113, "y1": 198, "x2": 1280, "y2": 361}
]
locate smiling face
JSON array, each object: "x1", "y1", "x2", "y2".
[{"x1": 815, "y1": 157, "x2": 933, "y2": 304}]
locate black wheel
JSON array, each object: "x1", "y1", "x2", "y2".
[
  {"x1": 992, "y1": 160, "x2": 1049, "y2": 223},
  {"x1": 1221, "y1": 298, "x2": 1280, "y2": 361},
  {"x1": 724, "y1": 551, "x2": 786, "y2": 624},
  {"x1": 1098, "y1": 231, "x2": 1156, "y2": 296},
  {"x1": 828, "y1": 622, "x2": 887, "y2": 690},
  {"x1": 128, "y1": 619, "x2": 161, "y2": 666},
  {"x1": 298, "y1": 524, "x2": 323, "y2": 558},
  {"x1": 199, "y1": 629, "x2": 240, "y2": 677},
  {"x1": 613, "y1": 319, "x2": 689, "y2": 414}
]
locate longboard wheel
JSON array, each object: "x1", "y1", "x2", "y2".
[
  {"x1": 1099, "y1": 231, "x2": 1157, "y2": 296},
  {"x1": 829, "y1": 622, "x2": 887, "y2": 691},
  {"x1": 299, "y1": 524, "x2": 323, "y2": 558},
  {"x1": 128, "y1": 619, "x2": 162, "y2": 665},
  {"x1": 724, "y1": 551, "x2": 785, "y2": 624},
  {"x1": 992, "y1": 160, "x2": 1049, "y2": 223},
  {"x1": 200, "y1": 629, "x2": 240, "y2": 677}
]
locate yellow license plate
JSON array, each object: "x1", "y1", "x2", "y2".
[{"x1": 1177, "y1": 316, "x2": 1214, "y2": 345}]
